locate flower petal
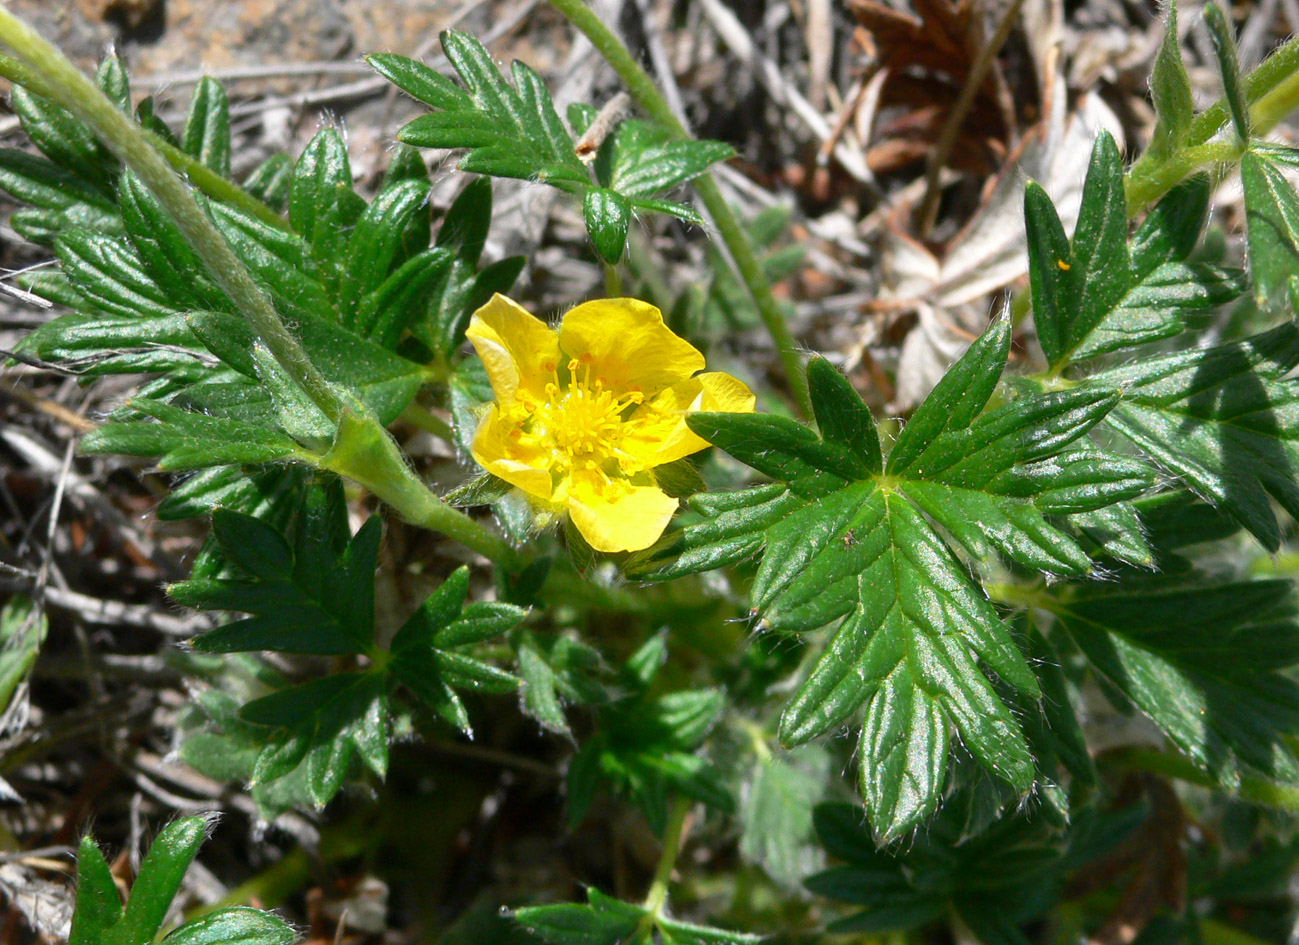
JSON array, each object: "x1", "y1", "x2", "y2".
[
  {"x1": 567, "y1": 473, "x2": 680, "y2": 553},
  {"x1": 622, "y1": 371, "x2": 756, "y2": 467},
  {"x1": 466, "y1": 294, "x2": 561, "y2": 404},
  {"x1": 470, "y1": 405, "x2": 553, "y2": 501},
  {"x1": 559, "y1": 298, "x2": 704, "y2": 396}
]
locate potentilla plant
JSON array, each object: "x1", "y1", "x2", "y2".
[{"x1": 4, "y1": 0, "x2": 1299, "y2": 942}]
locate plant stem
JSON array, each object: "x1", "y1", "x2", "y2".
[
  {"x1": 1112, "y1": 748, "x2": 1299, "y2": 811},
  {"x1": 321, "y1": 408, "x2": 518, "y2": 566},
  {"x1": 0, "y1": 52, "x2": 291, "y2": 233},
  {"x1": 546, "y1": 0, "x2": 810, "y2": 415},
  {"x1": 399, "y1": 401, "x2": 454, "y2": 441},
  {"x1": 0, "y1": 8, "x2": 339, "y2": 419},
  {"x1": 1124, "y1": 140, "x2": 1241, "y2": 214},
  {"x1": 1125, "y1": 32, "x2": 1299, "y2": 211},
  {"x1": 642, "y1": 795, "x2": 692, "y2": 915}
]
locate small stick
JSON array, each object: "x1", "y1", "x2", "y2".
[
  {"x1": 575, "y1": 91, "x2": 630, "y2": 163},
  {"x1": 914, "y1": 0, "x2": 1027, "y2": 239}
]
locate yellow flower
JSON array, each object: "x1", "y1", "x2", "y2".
[{"x1": 466, "y1": 294, "x2": 755, "y2": 553}]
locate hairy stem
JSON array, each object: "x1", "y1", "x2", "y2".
[
  {"x1": 642, "y1": 795, "x2": 692, "y2": 915},
  {"x1": 0, "y1": 9, "x2": 338, "y2": 418},
  {"x1": 0, "y1": 53, "x2": 291, "y2": 233},
  {"x1": 546, "y1": 0, "x2": 811, "y2": 415},
  {"x1": 1125, "y1": 32, "x2": 1299, "y2": 211}
]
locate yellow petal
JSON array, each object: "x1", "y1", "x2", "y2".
[
  {"x1": 567, "y1": 473, "x2": 680, "y2": 553},
  {"x1": 470, "y1": 405, "x2": 553, "y2": 501},
  {"x1": 466, "y1": 294, "x2": 561, "y2": 404},
  {"x1": 558, "y1": 298, "x2": 705, "y2": 396},
  {"x1": 623, "y1": 371, "x2": 756, "y2": 467}
]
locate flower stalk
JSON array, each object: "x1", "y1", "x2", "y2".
[
  {"x1": 0, "y1": 8, "x2": 338, "y2": 419},
  {"x1": 545, "y1": 0, "x2": 811, "y2": 415}
]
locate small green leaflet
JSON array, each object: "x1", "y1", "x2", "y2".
[
  {"x1": 1148, "y1": 0, "x2": 1193, "y2": 158},
  {"x1": 739, "y1": 745, "x2": 831, "y2": 889},
  {"x1": 629, "y1": 321, "x2": 1154, "y2": 840},
  {"x1": 70, "y1": 818, "x2": 295, "y2": 945},
  {"x1": 1053, "y1": 578, "x2": 1299, "y2": 790},
  {"x1": 1027, "y1": 134, "x2": 1243, "y2": 369},
  {"x1": 375, "y1": 32, "x2": 731, "y2": 263},
  {"x1": 1241, "y1": 148, "x2": 1299, "y2": 309},
  {"x1": 169, "y1": 483, "x2": 523, "y2": 807},
  {"x1": 0, "y1": 595, "x2": 46, "y2": 717}
]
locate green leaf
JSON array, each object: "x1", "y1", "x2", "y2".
[
  {"x1": 1055, "y1": 579, "x2": 1299, "y2": 788},
  {"x1": 170, "y1": 486, "x2": 379, "y2": 655},
  {"x1": 808, "y1": 802, "x2": 1065, "y2": 935},
  {"x1": 96, "y1": 56, "x2": 131, "y2": 112},
  {"x1": 161, "y1": 907, "x2": 297, "y2": 945},
  {"x1": 1028, "y1": 142, "x2": 1240, "y2": 368},
  {"x1": 584, "y1": 187, "x2": 631, "y2": 264},
  {"x1": 1086, "y1": 323, "x2": 1299, "y2": 550},
  {"x1": 656, "y1": 918, "x2": 761, "y2": 945},
  {"x1": 252, "y1": 342, "x2": 334, "y2": 448},
  {"x1": 1205, "y1": 3, "x2": 1250, "y2": 142},
  {"x1": 1149, "y1": 0, "x2": 1193, "y2": 157},
  {"x1": 516, "y1": 632, "x2": 603, "y2": 738},
  {"x1": 513, "y1": 887, "x2": 646, "y2": 945},
  {"x1": 740, "y1": 746, "x2": 831, "y2": 889},
  {"x1": 808, "y1": 356, "x2": 881, "y2": 473},
  {"x1": 0, "y1": 149, "x2": 116, "y2": 213},
  {"x1": 69, "y1": 836, "x2": 123, "y2": 945},
  {"x1": 12, "y1": 86, "x2": 116, "y2": 195},
  {"x1": 242, "y1": 671, "x2": 389, "y2": 806},
  {"x1": 82, "y1": 397, "x2": 303, "y2": 471},
  {"x1": 243, "y1": 154, "x2": 293, "y2": 211},
  {"x1": 337, "y1": 178, "x2": 432, "y2": 327},
  {"x1": 186, "y1": 306, "x2": 425, "y2": 426},
  {"x1": 387, "y1": 34, "x2": 586, "y2": 188},
  {"x1": 117, "y1": 816, "x2": 209, "y2": 944},
  {"x1": 593, "y1": 119, "x2": 732, "y2": 198},
  {"x1": 289, "y1": 127, "x2": 366, "y2": 296},
  {"x1": 182, "y1": 77, "x2": 232, "y2": 177},
  {"x1": 388, "y1": 567, "x2": 524, "y2": 735},
  {"x1": 650, "y1": 326, "x2": 1151, "y2": 836},
  {"x1": 0, "y1": 595, "x2": 46, "y2": 716},
  {"x1": 1242, "y1": 150, "x2": 1299, "y2": 309}
]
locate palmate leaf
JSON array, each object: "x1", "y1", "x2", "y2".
[
  {"x1": 375, "y1": 35, "x2": 588, "y2": 190},
  {"x1": 1052, "y1": 578, "x2": 1299, "y2": 789},
  {"x1": 1027, "y1": 134, "x2": 1244, "y2": 369},
  {"x1": 567, "y1": 634, "x2": 730, "y2": 833},
  {"x1": 169, "y1": 483, "x2": 523, "y2": 809},
  {"x1": 629, "y1": 322, "x2": 1154, "y2": 840},
  {"x1": 376, "y1": 33, "x2": 732, "y2": 263},
  {"x1": 806, "y1": 802, "x2": 1070, "y2": 940}
]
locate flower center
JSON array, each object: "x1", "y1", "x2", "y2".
[{"x1": 530, "y1": 357, "x2": 642, "y2": 469}]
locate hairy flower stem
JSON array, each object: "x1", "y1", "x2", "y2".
[
  {"x1": 546, "y1": 0, "x2": 811, "y2": 416},
  {"x1": 0, "y1": 53, "x2": 291, "y2": 234},
  {"x1": 0, "y1": 10, "x2": 515, "y2": 565},
  {"x1": 1126, "y1": 31, "x2": 1299, "y2": 211},
  {"x1": 0, "y1": 8, "x2": 339, "y2": 418},
  {"x1": 642, "y1": 795, "x2": 691, "y2": 916}
]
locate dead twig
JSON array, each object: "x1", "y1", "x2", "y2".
[{"x1": 915, "y1": 0, "x2": 1029, "y2": 238}]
